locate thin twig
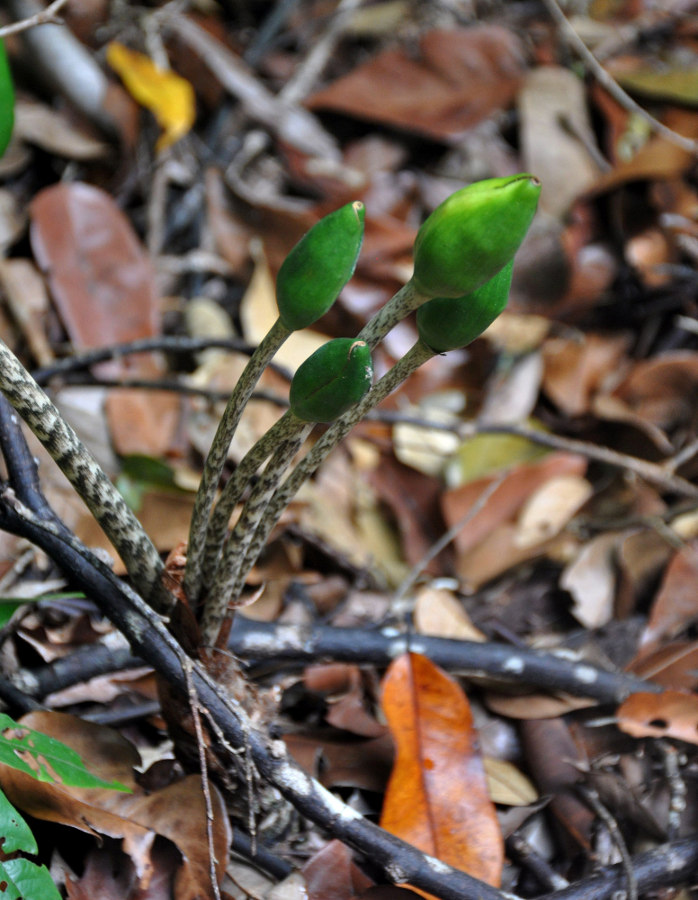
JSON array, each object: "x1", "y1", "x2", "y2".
[
  {"x1": 184, "y1": 659, "x2": 222, "y2": 900},
  {"x1": 0, "y1": 0, "x2": 69, "y2": 37},
  {"x1": 459, "y1": 421, "x2": 698, "y2": 500},
  {"x1": 31, "y1": 336, "x2": 290, "y2": 384},
  {"x1": 540, "y1": 0, "x2": 698, "y2": 156},
  {"x1": 577, "y1": 785, "x2": 637, "y2": 900},
  {"x1": 279, "y1": 0, "x2": 364, "y2": 105}
]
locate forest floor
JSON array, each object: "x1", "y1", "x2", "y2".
[{"x1": 0, "y1": 1, "x2": 698, "y2": 898}]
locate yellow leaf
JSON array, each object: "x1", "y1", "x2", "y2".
[{"x1": 106, "y1": 42, "x2": 195, "y2": 151}]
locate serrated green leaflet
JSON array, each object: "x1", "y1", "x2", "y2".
[
  {"x1": 0, "y1": 714, "x2": 129, "y2": 790},
  {"x1": 0, "y1": 858, "x2": 61, "y2": 900}
]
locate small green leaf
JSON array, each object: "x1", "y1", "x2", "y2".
[
  {"x1": 0, "y1": 714, "x2": 129, "y2": 791},
  {"x1": 2, "y1": 858, "x2": 61, "y2": 900},
  {"x1": 277, "y1": 201, "x2": 365, "y2": 331},
  {"x1": 0, "y1": 788, "x2": 37, "y2": 855}
]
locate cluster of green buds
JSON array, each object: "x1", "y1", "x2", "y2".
[{"x1": 192, "y1": 172, "x2": 542, "y2": 644}]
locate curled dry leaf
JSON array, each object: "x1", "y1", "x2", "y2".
[
  {"x1": 302, "y1": 839, "x2": 373, "y2": 900},
  {"x1": 641, "y1": 540, "x2": 698, "y2": 650},
  {"x1": 560, "y1": 532, "x2": 620, "y2": 629},
  {"x1": 380, "y1": 653, "x2": 503, "y2": 887},
  {"x1": 616, "y1": 690, "x2": 698, "y2": 746},
  {"x1": 542, "y1": 333, "x2": 629, "y2": 417},
  {"x1": 442, "y1": 452, "x2": 587, "y2": 587},
  {"x1": 514, "y1": 474, "x2": 592, "y2": 549},
  {"x1": 519, "y1": 66, "x2": 600, "y2": 219},
  {"x1": 628, "y1": 640, "x2": 698, "y2": 691},
  {"x1": 609, "y1": 351, "x2": 698, "y2": 433},
  {"x1": 414, "y1": 587, "x2": 486, "y2": 642},
  {"x1": 483, "y1": 757, "x2": 538, "y2": 807}
]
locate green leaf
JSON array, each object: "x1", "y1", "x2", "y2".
[
  {"x1": 117, "y1": 454, "x2": 183, "y2": 512},
  {"x1": 0, "y1": 714, "x2": 129, "y2": 791},
  {"x1": 0, "y1": 787, "x2": 37, "y2": 854},
  {"x1": 0, "y1": 599, "x2": 26, "y2": 629},
  {"x1": 2, "y1": 858, "x2": 61, "y2": 900}
]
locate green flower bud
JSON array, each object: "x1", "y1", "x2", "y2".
[
  {"x1": 416, "y1": 260, "x2": 513, "y2": 353},
  {"x1": 277, "y1": 201, "x2": 365, "y2": 331},
  {"x1": 290, "y1": 338, "x2": 373, "y2": 423},
  {"x1": 0, "y1": 41, "x2": 15, "y2": 159},
  {"x1": 412, "y1": 174, "x2": 540, "y2": 299}
]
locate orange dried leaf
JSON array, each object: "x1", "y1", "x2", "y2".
[
  {"x1": 380, "y1": 653, "x2": 503, "y2": 887},
  {"x1": 641, "y1": 541, "x2": 698, "y2": 650},
  {"x1": 106, "y1": 42, "x2": 195, "y2": 151},
  {"x1": 616, "y1": 691, "x2": 698, "y2": 745}
]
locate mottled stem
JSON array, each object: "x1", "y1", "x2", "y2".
[
  {"x1": 234, "y1": 340, "x2": 435, "y2": 595},
  {"x1": 200, "y1": 419, "x2": 312, "y2": 645},
  {"x1": 183, "y1": 317, "x2": 290, "y2": 606},
  {"x1": 0, "y1": 339, "x2": 168, "y2": 610},
  {"x1": 358, "y1": 279, "x2": 428, "y2": 348},
  {"x1": 201, "y1": 410, "x2": 298, "y2": 587}
]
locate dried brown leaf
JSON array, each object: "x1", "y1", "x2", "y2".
[{"x1": 307, "y1": 27, "x2": 525, "y2": 141}]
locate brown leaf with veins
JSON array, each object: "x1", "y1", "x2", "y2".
[
  {"x1": 380, "y1": 653, "x2": 503, "y2": 888},
  {"x1": 30, "y1": 182, "x2": 180, "y2": 457}
]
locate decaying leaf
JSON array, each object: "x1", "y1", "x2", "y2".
[
  {"x1": 30, "y1": 182, "x2": 180, "y2": 457},
  {"x1": 561, "y1": 532, "x2": 620, "y2": 629},
  {"x1": 519, "y1": 66, "x2": 600, "y2": 218},
  {"x1": 380, "y1": 653, "x2": 503, "y2": 887},
  {"x1": 616, "y1": 690, "x2": 698, "y2": 746},
  {"x1": 307, "y1": 26, "x2": 525, "y2": 141},
  {"x1": 514, "y1": 474, "x2": 592, "y2": 549},
  {"x1": 641, "y1": 541, "x2": 698, "y2": 650},
  {"x1": 414, "y1": 587, "x2": 486, "y2": 642},
  {"x1": 483, "y1": 757, "x2": 538, "y2": 806}
]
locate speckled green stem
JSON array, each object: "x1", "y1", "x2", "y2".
[
  {"x1": 200, "y1": 409, "x2": 302, "y2": 590},
  {"x1": 358, "y1": 279, "x2": 428, "y2": 349},
  {"x1": 200, "y1": 420, "x2": 312, "y2": 645},
  {"x1": 183, "y1": 316, "x2": 291, "y2": 606},
  {"x1": 0, "y1": 339, "x2": 169, "y2": 610},
  {"x1": 232, "y1": 340, "x2": 435, "y2": 597}
]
